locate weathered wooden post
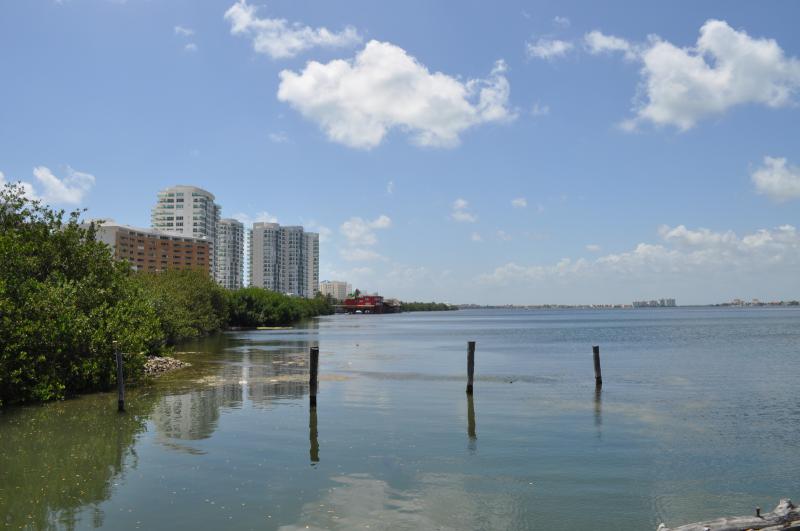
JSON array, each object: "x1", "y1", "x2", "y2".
[
  {"x1": 114, "y1": 343, "x2": 125, "y2": 412},
  {"x1": 309, "y1": 347, "x2": 319, "y2": 408},
  {"x1": 592, "y1": 345, "x2": 602, "y2": 387},
  {"x1": 466, "y1": 341, "x2": 475, "y2": 394}
]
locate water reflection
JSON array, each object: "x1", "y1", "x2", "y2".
[
  {"x1": 309, "y1": 406, "x2": 320, "y2": 464},
  {"x1": 594, "y1": 386, "x2": 603, "y2": 439},
  {"x1": 467, "y1": 394, "x2": 477, "y2": 453},
  {"x1": 0, "y1": 392, "x2": 157, "y2": 530}
]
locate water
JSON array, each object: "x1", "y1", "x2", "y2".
[{"x1": 2, "y1": 308, "x2": 799, "y2": 530}]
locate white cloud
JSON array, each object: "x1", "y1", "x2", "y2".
[
  {"x1": 224, "y1": 0, "x2": 361, "y2": 59},
  {"x1": 471, "y1": 232, "x2": 483, "y2": 242},
  {"x1": 497, "y1": 230, "x2": 512, "y2": 241},
  {"x1": 597, "y1": 20, "x2": 800, "y2": 130},
  {"x1": 751, "y1": 156, "x2": 800, "y2": 202},
  {"x1": 277, "y1": 41, "x2": 514, "y2": 149},
  {"x1": 511, "y1": 197, "x2": 527, "y2": 208},
  {"x1": 553, "y1": 16, "x2": 570, "y2": 28},
  {"x1": 583, "y1": 30, "x2": 637, "y2": 60},
  {"x1": 531, "y1": 102, "x2": 550, "y2": 116},
  {"x1": 451, "y1": 198, "x2": 477, "y2": 223},
  {"x1": 341, "y1": 248, "x2": 386, "y2": 262},
  {"x1": 386, "y1": 180, "x2": 394, "y2": 195},
  {"x1": 526, "y1": 38, "x2": 573, "y2": 60},
  {"x1": 340, "y1": 215, "x2": 391, "y2": 246},
  {"x1": 479, "y1": 224, "x2": 800, "y2": 285},
  {"x1": 28, "y1": 166, "x2": 95, "y2": 205},
  {"x1": 232, "y1": 211, "x2": 278, "y2": 225},
  {"x1": 586, "y1": 244, "x2": 602, "y2": 252},
  {"x1": 268, "y1": 131, "x2": 289, "y2": 143},
  {"x1": 174, "y1": 25, "x2": 194, "y2": 37},
  {"x1": 184, "y1": 43, "x2": 198, "y2": 52}
]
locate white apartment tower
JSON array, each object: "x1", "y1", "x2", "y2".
[
  {"x1": 151, "y1": 185, "x2": 221, "y2": 276},
  {"x1": 249, "y1": 222, "x2": 319, "y2": 298},
  {"x1": 215, "y1": 218, "x2": 244, "y2": 289},
  {"x1": 319, "y1": 280, "x2": 350, "y2": 301}
]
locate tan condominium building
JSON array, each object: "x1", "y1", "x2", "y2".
[
  {"x1": 215, "y1": 218, "x2": 244, "y2": 290},
  {"x1": 319, "y1": 280, "x2": 351, "y2": 301},
  {"x1": 94, "y1": 222, "x2": 211, "y2": 274},
  {"x1": 249, "y1": 222, "x2": 319, "y2": 298}
]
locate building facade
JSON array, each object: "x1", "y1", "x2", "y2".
[
  {"x1": 215, "y1": 218, "x2": 244, "y2": 290},
  {"x1": 319, "y1": 280, "x2": 350, "y2": 301},
  {"x1": 151, "y1": 185, "x2": 221, "y2": 241},
  {"x1": 95, "y1": 222, "x2": 211, "y2": 273},
  {"x1": 249, "y1": 222, "x2": 319, "y2": 298}
]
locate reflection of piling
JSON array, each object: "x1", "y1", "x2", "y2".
[
  {"x1": 467, "y1": 393, "x2": 477, "y2": 441},
  {"x1": 592, "y1": 345, "x2": 602, "y2": 387},
  {"x1": 466, "y1": 341, "x2": 475, "y2": 394},
  {"x1": 115, "y1": 345, "x2": 125, "y2": 412},
  {"x1": 309, "y1": 347, "x2": 319, "y2": 407},
  {"x1": 309, "y1": 404, "x2": 319, "y2": 463},
  {"x1": 594, "y1": 385, "x2": 602, "y2": 430}
]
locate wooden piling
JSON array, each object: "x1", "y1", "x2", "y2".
[
  {"x1": 309, "y1": 347, "x2": 319, "y2": 408},
  {"x1": 592, "y1": 345, "x2": 602, "y2": 387},
  {"x1": 466, "y1": 341, "x2": 475, "y2": 394},
  {"x1": 467, "y1": 393, "x2": 476, "y2": 441},
  {"x1": 115, "y1": 345, "x2": 125, "y2": 412}
]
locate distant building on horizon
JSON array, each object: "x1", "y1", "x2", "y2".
[
  {"x1": 319, "y1": 280, "x2": 351, "y2": 301},
  {"x1": 94, "y1": 221, "x2": 211, "y2": 274},
  {"x1": 632, "y1": 298, "x2": 676, "y2": 308},
  {"x1": 215, "y1": 218, "x2": 244, "y2": 290},
  {"x1": 249, "y1": 222, "x2": 319, "y2": 298}
]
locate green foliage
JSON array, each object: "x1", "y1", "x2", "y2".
[
  {"x1": 400, "y1": 301, "x2": 458, "y2": 312},
  {"x1": 228, "y1": 288, "x2": 334, "y2": 327},
  {"x1": 0, "y1": 183, "x2": 162, "y2": 406},
  {"x1": 132, "y1": 269, "x2": 228, "y2": 345}
]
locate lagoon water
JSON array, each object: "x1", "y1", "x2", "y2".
[{"x1": 2, "y1": 308, "x2": 800, "y2": 530}]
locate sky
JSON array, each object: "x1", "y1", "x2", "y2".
[{"x1": 1, "y1": 0, "x2": 799, "y2": 305}]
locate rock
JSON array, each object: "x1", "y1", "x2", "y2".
[{"x1": 144, "y1": 356, "x2": 191, "y2": 377}]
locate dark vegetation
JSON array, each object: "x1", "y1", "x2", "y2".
[
  {"x1": 400, "y1": 301, "x2": 458, "y2": 312},
  {"x1": 0, "y1": 184, "x2": 333, "y2": 406}
]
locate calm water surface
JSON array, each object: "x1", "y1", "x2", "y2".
[{"x1": 2, "y1": 308, "x2": 799, "y2": 530}]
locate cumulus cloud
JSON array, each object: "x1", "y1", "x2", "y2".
[
  {"x1": 277, "y1": 41, "x2": 515, "y2": 149},
  {"x1": 480, "y1": 224, "x2": 800, "y2": 285},
  {"x1": 22, "y1": 166, "x2": 95, "y2": 205},
  {"x1": 184, "y1": 43, "x2": 198, "y2": 52},
  {"x1": 531, "y1": 102, "x2": 550, "y2": 117},
  {"x1": 471, "y1": 232, "x2": 483, "y2": 242},
  {"x1": 590, "y1": 20, "x2": 800, "y2": 130},
  {"x1": 224, "y1": 0, "x2": 361, "y2": 59},
  {"x1": 268, "y1": 131, "x2": 289, "y2": 143},
  {"x1": 586, "y1": 244, "x2": 601, "y2": 252},
  {"x1": 451, "y1": 198, "x2": 477, "y2": 223},
  {"x1": 511, "y1": 197, "x2": 527, "y2": 208},
  {"x1": 526, "y1": 38, "x2": 573, "y2": 60},
  {"x1": 340, "y1": 215, "x2": 391, "y2": 246},
  {"x1": 583, "y1": 30, "x2": 637, "y2": 60},
  {"x1": 751, "y1": 156, "x2": 800, "y2": 202}
]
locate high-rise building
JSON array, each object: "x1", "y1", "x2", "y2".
[
  {"x1": 151, "y1": 185, "x2": 221, "y2": 277},
  {"x1": 319, "y1": 280, "x2": 350, "y2": 301},
  {"x1": 94, "y1": 222, "x2": 211, "y2": 273},
  {"x1": 215, "y1": 218, "x2": 244, "y2": 290},
  {"x1": 249, "y1": 222, "x2": 319, "y2": 298}
]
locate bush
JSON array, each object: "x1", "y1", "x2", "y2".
[
  {"x1": 228, "y1": 288, "x2": 333, "y2": 327},
  {"x1": 400, "y1": 301, "x2": 458, "y2": 312},
  {"x1": 0, "y1": 184, "x2": 162, "y2": 405},
  {"x1": 132, "y1": 269, "x2": 228, "y2": 345}
]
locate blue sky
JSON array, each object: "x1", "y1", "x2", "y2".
[{"x1": 1, "y1": 0, "x2": 799, "y2": 304}]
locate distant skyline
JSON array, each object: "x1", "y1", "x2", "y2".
[{"x1": 1, "y1": 0, "x2": 799, "y2": 304}]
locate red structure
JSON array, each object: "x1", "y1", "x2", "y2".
[{"x1": 342, "y1": 294, "x2": 400, "y2": 314}]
